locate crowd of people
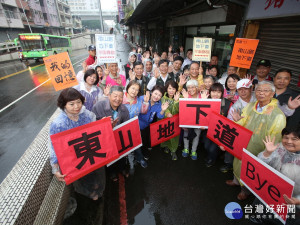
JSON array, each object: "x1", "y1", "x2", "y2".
[{"x1": 50, "y1": 43, "x2": 300, "y2": 224}]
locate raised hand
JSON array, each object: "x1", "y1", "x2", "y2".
[
  {"x1": 144, "y1": 91, "x2": 150, "y2": 102},
  {"x1": 129, "y1": 70, "x2": 135, "y2": 81},
  {"x1": 154, "y1": 68, "x2": 160, "y2": 78},
  {"x1": 168, "y1": 45, "x2": 173, "y2": 52},
  {"x1": 179, "y1": 74, "x2": 187, "y2": 86},
  {"x1": 181, "y1": 89, "x2": 188, "y2": 98},
  {"x1": 161, "y1": 102, "x2": 170, "y2": 111},
  {"x1": 230, "y1": 108, "x2": 243, "y2": 122},
  {"x1": 200, "y1": 90, "x2": 209, "y2": 99},
  {"x1": 104, "y1": 84, "x2": 112, "y2": 96},
  {"x1": 283, "y1": 195, "x2": 300, "y2": 205},
  {"x1": 263, "y1": 135, "x2": 279, "y2": 154},
  {"x1": 174, "y1": 91, "x2": 180, "y2": 101},
  {"x1": 288, "y1": 95, "x2": 300, "y2": 110}
]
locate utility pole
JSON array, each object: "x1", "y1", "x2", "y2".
[
  {"x1": 99, "y1": 0, "x2": 104, "y2": 33},
  {"x1": 18, "y1": 0, "x2": 32, "y2": 33}
]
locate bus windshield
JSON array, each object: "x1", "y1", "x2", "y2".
[{"x1": 19, "y1": 40, "x2": 45, "y2": 51}]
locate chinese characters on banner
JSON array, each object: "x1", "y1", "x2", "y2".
[
  {"x1": 107, "y1": 117, "x2": 142, "y2": 166},
  {"x1": 179, "y1": 99, "x2": 221, "y2": 128},
  {"x1": 44, "y1": 52, "x2": 78, "y2": 91},
  {"x1": 50, "y1": 117, "x2": 119, "y2": 185},
  {"x1": 207, "y1": 112, "x2": 253, "y2": 160},
  {"x1": 192, "y1": 38, "x2": 212, "y2": 62},
  {"x1": 95, "y1": 34, "x2": 116, "y2": 64},
  {"x1": 117, "y1": 0, "x2": 125, "y2": 22},
  {"x1": 240, "y1": 149, "x2": 295, "y2": 224},
  {"x1": 150, "y1": 114, "x2": 181, "y2": 147},
  {"x1": 229, "y1": 38, "x2": 259, "y2": 69}
]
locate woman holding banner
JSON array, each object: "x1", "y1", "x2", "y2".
[
  {"x1": 49, "y1": 88, "x2": 105, "y2": 201},
  {"x1": 250, "y1": 126, "x2": 300, "y2": 224},
  {"x1": 227, "y1": 81, "x2": 286, "y2": 201},
  {"x1": 161, "y1": 81, "x2": 180, "y2": 160},
  {"x1": 123, "y1": 80, "x2": 150, "y2": 173},
  {"x1": 203, "y1": 83, "x2": 232, "y2": 167}
]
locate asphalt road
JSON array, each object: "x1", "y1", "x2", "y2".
[{"x1": 0, "y1": 49, "x2": 88, "y2": 183}]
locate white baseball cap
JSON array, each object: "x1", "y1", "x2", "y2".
[{"x1": 237, "y1": 79, "x2": 252, "y2": 89}]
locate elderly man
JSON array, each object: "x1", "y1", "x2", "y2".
[
  {"x1": 226, "y1": 81, "x2": 286, "y2": 201},
  {"x1": 92, "y1": 86, "x2": 130, "y2": 181},
  {"x1": 273, "y1": 68, "x2": 300, "y2": 129},
  {"x1": 147, "y1": 59, "x2": 175, "y2": 90},
  {"x1": 101, "y1": 62, "x2": 126, "y2": 88}
]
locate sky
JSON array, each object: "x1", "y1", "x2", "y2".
[{"x1": 101, "y1": 0, "x2": 118, "y2": 11}]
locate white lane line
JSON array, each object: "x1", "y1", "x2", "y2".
[
  {"x1": 0, "y1": 58, "x2": 85, "y2": 114},
  {"x1": 0, "y1": 78, "x2": 51, "y2": 113}
]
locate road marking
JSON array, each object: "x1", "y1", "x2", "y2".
[
  {"x1": 0, "y1": 78, "x2": 51, "y2": 113},
  {"x1": 119, "y1": 174, "x2": 128, "y2": 225},
  {"x1": 0, "y1": 64, "x2": 44, "y2": 81}
]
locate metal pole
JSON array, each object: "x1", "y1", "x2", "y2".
[
  {"x1": 99, "y1": 0, "x2": 104, "y2": 33},
  {"x1": 18, "y1": 0, "x2": 32, "y2": 33}
]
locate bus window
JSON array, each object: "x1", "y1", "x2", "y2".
[{"x1": 19, "y1": 39, "x2": 44, "y2": 51}]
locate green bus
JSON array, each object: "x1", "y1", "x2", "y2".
[{"x1": 14, "y1": 33, "x2": 72, "y2": 61}]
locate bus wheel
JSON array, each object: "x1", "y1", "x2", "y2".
[{"x1": 35, "y1": 59, "x2": 39, "y2": 62}]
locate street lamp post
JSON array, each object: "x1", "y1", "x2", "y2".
[
  {"x1": 99, "y1": 0, "x2": 104, "y2": 33},
  {"x1": 18, "y1": 0, "x2": 32, "y2": 33}
]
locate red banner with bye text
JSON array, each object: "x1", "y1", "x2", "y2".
[
  {"x1": 50, "y1": 117, "x2": 118, "y2": 185},
  {"x1": 150, "y1": 114, "x2": 181, "y2": 147},
  {"x1": 107, "y1": 117, "x2": 142, "y2": 166},
  {"x1": 207, "y1": 111, "x2": 253, "y2": 160},
  {"x1": 179, "y1": 99, "x2": 221, "y2": 128},
  {"x1": 240, "y1": 149, "x2": 295, "y2": 224}
]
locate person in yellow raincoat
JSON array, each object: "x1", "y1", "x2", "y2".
[
  {"x1": 161, "y1": 80, "x2": 180, "y2": 160},
  {"x1": 226, "y1": 81, "x2": 286, "y2": 201}
]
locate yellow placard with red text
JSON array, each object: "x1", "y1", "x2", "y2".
[
  {"x1": 229, "y1": 38, "x2": 259, "y2": 69},
  {"x1": 44, "y1": 52, "x2": 78, "y2": 91}
]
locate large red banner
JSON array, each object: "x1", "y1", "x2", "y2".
[
  {"x1": 107, "y1": 117, "x2": 142, "y2": 166},
  {"x1": 50, "y1": 117, "x2": 118, "y2": 185},
  {"x1": 179, "y1": 99, "x2": 221, "y2": 128},
  {"x1": 207, "y1": 111, "x2": 253, "y2": 160},
  {"x1": 150, "y1": 114, "x2": 181, "y2": 147},
  {"x1": 240, "y1": 149, "x2": 295, "y2": 224}
]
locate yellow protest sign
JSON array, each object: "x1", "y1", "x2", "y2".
[{"x1": 44, "y1": 52, "x2": 78, "y2": 91}]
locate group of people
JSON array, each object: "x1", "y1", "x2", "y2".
[{"x1": 49, "y1": 44, "x2": 300, "y2": 224}]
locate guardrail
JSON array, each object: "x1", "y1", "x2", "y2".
[
  {"x1": 0, "y1": 109, "x2": 70, "y2": 225},
  {"x1": 0, "y1": 41, "x2": 20, "y2": 54}
]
